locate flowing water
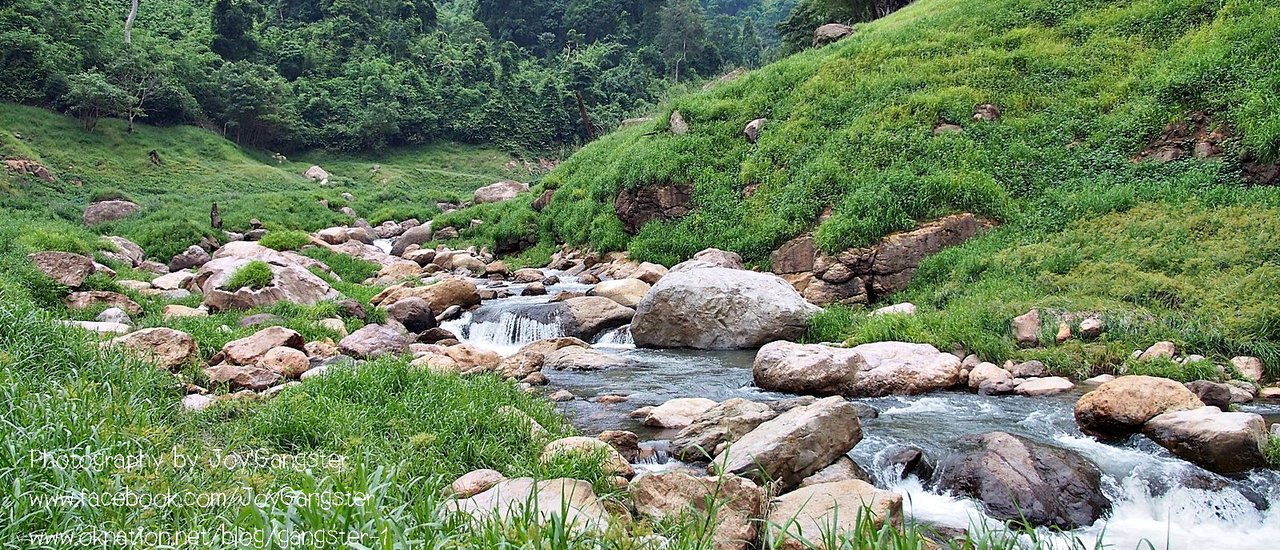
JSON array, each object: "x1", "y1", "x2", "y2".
[{"x1": 445, "y1": 274, "x2": 1280, "y2": 549}]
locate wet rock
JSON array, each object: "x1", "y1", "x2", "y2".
[
  {"x1": 547, "y1": 389, "x2": 575, "y2": 402},
  {"x1": 370, "y1": 277, "x2": 480, "y2": 317},
  {"x1": 587, "y1": 278, "x2": 651, "y2": 308},
  {"x1": 541, "y1": 437, "x2": 634, "y2": 478},
  {"x1": 169, "y1": 245, "x2": 211, "y2": 272},
  {"x1": 451, "y1": 469, "x2": 506, "y2": 498},
  {"x1": 29, "y1": 251, "x2": 94, "y2": 287},
  {"x1": 111, "y1": 327, "x2": 198, "y2": 371},
  {"x1": 597, "y1": 430, "x2": 644, "y2": 462},
  {"x1": 390, "y1": 224, "x2": 433, "y2": 256},
  {"x1": 767, "y1": 480, "x2": 902, "y2": 550},
  {"x1": 474, "y1": 180, "x2": 529, "y2": 204},
  {"x1": 633, "y1": 267, "x2": 818, "y2": 349},
  {"x1": 936, "y1": 431, "x2": 1110, "y2": 529},
  {"x1": 65, "y1": 291, "x2": 142, "y2": 315},
  {"x1": 1012, "y1": 309, "x2": 1040, "y2": 347},
  {"x1": 1074, "y1": 375, "x2": 1204, "y2": 438},
  {"x1": 1185, "y1": 380, "x2": 1233, "y2": 411},
  {"x1": 880, "y1": 445, "x2": 933, "y2": 481},
  {"x1": 339, "y1": 324, "x2": 408, "y2": 359},
  {"x1": 1015, "y1": 377, "x2": 1075, "y2": 397},
  {"x1": 521, "y1": 281, "x2": 546, "y2": 296},
  {"x1": 384, "y1": 297, "x2": 436, "y2": 333},
  {"x1": 711, "y1": 396, "x2": 862, "y2": 492},
  {"x1": 498, "y1": 337, "x2": 591, "y2": 379},
  {"x1": 642, "y1": 398, "x2": 718, "y2": 429},
  {"x1": 631, "y1": 472, "x2": 765, "y2": 550},
  {"x1": 1142, "y1": 406, "x2": 1268, "y2": 474},
  {"x1": 671, "y1": 398, "x2": 778, "y2": 461},
  {"x1": 445, "y1": 478, "x2": 610, "y2": 533},
  {"x1": 798, "y1": 456, "x2": 871, "y2": 487},
  {"x1": 83, "y1": 200, "x2": 141, "y2": 225}
]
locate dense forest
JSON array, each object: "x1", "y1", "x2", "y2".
[{"x1": 0, "y1": 0, "x2": 831, "y2": 152}]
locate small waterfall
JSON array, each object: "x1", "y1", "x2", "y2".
[
  {"x1": 594, "y1": 324, "x2": 634, "y2": 348},
  {"x1": 442, "y1": 308, "x2": 565, "y2": 355},
  {"x1": 372, "y1": 238, "x2": 393, "y2": 253}
]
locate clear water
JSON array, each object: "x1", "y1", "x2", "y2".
[{"x1": 450, "y1": 276, "x2": 1280, "y2": 549}]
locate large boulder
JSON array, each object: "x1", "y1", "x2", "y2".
[
  {"x1": 587, "y1": 278, "x2": 651, "y2": 308},
  {"x1": 711, "y1": 396, "x2": 862, "y2": 491},
  {"x1": 671, "y1": 398, "x2": 777, "y2": 461},
  {"x1": 1142, "y1": 406, "x2": 1268, "y2": 474},
  {"x1": 83, "y1": 200, "x2": 141, "y2": 225},
  {"x1": 670, "y1": 248, "x2": 745, "y2": 273},
  {"x1": 630, "y1": 472, "x2": 765, "y2": 550},
  {"x1": 193, "y1": 243, "x2": 339, "y2": 311},
  {"x1": 384, "y1": 297, "x2": 436, "y2": 333},
  {"x1": 339, "y1": 324, "x2": 409, "y2": 359},
  {"x1": 64, "y1": 291, "x2": 142, "y2": 315},
  {"x1": 559, "y1": 296, "x2": 635, "y2": 340},
  {"x1": 642, "y1": 398, "x2": 718, "y2": 429},
  {"x1": 370, "y1": 277, "x2": 480, "y2": 315},
  {"x1": 29, "y1": 251, "x2": 95, "y2": 287},
  {"x1": 497, "y1": 337, "x2": 591, "y2": 379},
  {"x1": 767, "y1": 480, "x2": 901, "y2": 550},
  {"x1": 474, "y1": 180, "x2": 529, "y2": 204},
  {"x1": 543, "y1": 346, "x2": 636, "y2": 371},
  {"x1": 111, "y1": 328, "x2": 198, "y2": 371},
  {"x1": 104, "y1": 236, "x2": 145, "y2": 267},
  {"x1": 936, "y1": 432, "x2": 1111, "y2": 529},
  {"x1": 1074, "y1": 375, "x2": 1204, "y2": 438},
  {"x1": 446, "y1": 478, "x2": 609, "y2": 533},
  {"x1": 632, "y1": 267, "x2": 818, "y2": 349},
  {"x1": 219, "y1": 326, "x2": 305, "y2": 365},
  {"x1": 169, "y1": 245, "x2": 212, "y2": 272},
  {"x1": 812, "y1": 23, "x2": 854, "y2": 47},
  {"x1": 390, "y1": 224, "x2": 433, "y2": 256},
  {"x1": 754, "y1": 341, "x2": 961, "y2": 397},
  {"x1": 303, "y1": 165, "x2": 329, "y2": 182}
]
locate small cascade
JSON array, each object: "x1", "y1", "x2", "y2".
[
  {"x1": 372, "y1": 238, "x2": 393, "y2": 254},
  {"x1": 443, "y1": 308, "x2": 566, "y2": 355},
  {"x1": 594, "y1": 324, "x2": 635, "y2": 348}
]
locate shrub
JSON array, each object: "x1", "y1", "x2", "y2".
[
  {"x1": 259, "y1": 229, "x2": 311, "y2": 251},
  {"x1": 224, "y1": 260, "x2": 273, "y2": 291}
]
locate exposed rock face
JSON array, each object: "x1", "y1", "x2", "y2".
[
  {"x1": 65, "y1": 291, "x2": 142, "y2": 315},
  {"x1": 812, "y1": 23, "x2": 854, "y2": 47},
  {"x1": 446, "y1": 478, "x2": 609, "y2": 533},
  {"x1": 1142, "y1": 406, "x2": 1268, "y2": 474},
  {"x1": 541, "y1": 437, "x2": 634, "y2": 478},
  {"x1": 632, "y1": 266, "x2": 819, "y2": 349},
  {"x1": 771, "y1": 214, "x2": 990, "y2": 305},
  {"x1": 1074, "y1": 375, "x2": 1204, "y2": 438},
  {"x1": 587, "y1": 278, "x2": 651, "y2": 308},
  {"x1": 630, "y1": 472, "x2": 765, "y2": 550},
  {"x1": 4, "y1": 158, "x2": 54, "y2": 182},
  {"x1": 339, "y1": 324, "x2": 409, "y2": 359},
  {"x1": 452, "y1": 469, "x2": 506, "y2": 498},
  {"x1": 767, "y1": 480, "x2": 902, "y2": 550},
  {"x1": 219, "y1": 327, "x2": 305, "y2": 365},
  {"x1": 615, "y1": 183, "x2": 693, "y2": 234},
  {"x1": 83, "y1": 200, "x2": 141, "y2": 225},
  {"x1": 474, "y1": 180, "x2": 529, "y2": 204},
  {"x1": 711, "y1": 396, "x2": 862, "y2": 492},
  {"x1": 642, "y1": 398, "x2": 718, "y2": 429},
  {"x1": 111, "y1": 328, "x2": 198, "y2": 371},
  {"x1": 671, "y1": 398, "x2": 778, "y2": 461},
  {"x1": 370, "y1": 277, "x2": 480, "y2": 315},
  {"x1": 169, "y1": 245, "x2": 212, "y2": 272},
  {"x1": 936, "y1": 432, "x2": 1111, "y2": 529},
  {"x1": 29, "y1": 251, "x2": 94, "y2": 287},
  {"x1": 755, "y1": 341, "x2": 962, "y2": 397},
  {"x1": 193, "y1": 243, "x2": 339, "y2": 311}
]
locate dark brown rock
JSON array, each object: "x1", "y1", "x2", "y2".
[{"x1": 615, "y1": 184, "x2": 693, "y2": 234}]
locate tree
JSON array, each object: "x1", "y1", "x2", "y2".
[
  {"x1": 655, "y1": 0, "x2": 709, "y2": 82},
  {"x1": 212, "y1": 0, "x2": 264, "y2": 61},
  {"x1": 63, "y1": 71, "x2": 130, "y2": 131},
  {"x1": 739, "y1": 16, "x2": 762, "y2": 67},
  {"x1": 109, "y1": 49, "x2": 171, "y2": 132}
]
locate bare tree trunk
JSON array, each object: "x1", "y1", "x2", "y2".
[
  {"x1": 574, "y1": 90, "x2": 596, "y2": 140},
  {"x1": 124, "y1": 0, "x2": 138, "y2": 45}
]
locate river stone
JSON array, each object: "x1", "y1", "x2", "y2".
[
  {"x1": 65, "y1": 291, "x2": 143, "y2": 315},
  {"x1": 842, "y1": 341, "x2": 963, "y2": 396},
  {"x1": 29, "y1": 251, "x2": 94, "y2": 287},
  {"x1": 711, "y1": 396, "x2": 862, "y2": 491},
  {"x1": 1015, "y1": 376, "x2": 1075, "y2": 396},
  {"x1": 339, "y1": 324, "x2": 409, "y2": 359},
  {"x1": 83, "y1": 200, "x2": 141, "y2": 225},
  {"x1": 384, "y1": 296, "x2": 436, "y2": 333},
  {"x1": 220, "y1": 326, "x2": 305, "y2": 365},
  {"x1": 1230, "y1": 356, "x2": 1265, "y2": 382},
  {"x1": 936, "y1": 431, "x2": 1110, "y2": 529},
  {"x1": 445, "y1": 478, "x2": 609, "y2": 533},
  {"x1": 451, "y1": 469, "x2": 507, "y2": 498},
  {"x1": 1185, "y1": 380, "x2": 1233, "y2": 410},
  {"x1": 111, "y1": 327, "x2": 198, "y2": 371},
  {"x1": 443, "y1": 343, "x2": 501, "y2": 373},
  {"x1": 203, "y1": 363, "x2": 282, "y2": 391},
  {"x1": 630, "y1": 472, "x2": 765, "y2": 550},
  {"x1": 967, "y1": 362, "x2": 1011, "y2": 390},
  {"x1": 560, "y1": 296, "x2": 635, "y2": 339},
  {"x1": 1074, "y1": 375, "x2": 1204, "y2": 438},
  {"x1": 541, "y1": 437, "x2": 634, "y2": 478},
  {"x1": 1141, "y1": 406, "x2": 1268, "y2": 474},
  {"x1": 671, "y1": 398, "x2": 778, "y2": 461},
  {"x1": 370, "y1": 277, "x2": 480, "y2": 317},
  {"x1": 390, "y1": 224, "x2": 433, "y2": 256},
  {"x1": 767, "y1": 479, "x2": 902, "y2": 550},
  {"x1": 1010, "y1": 360, "x2": 1048, "y2": 378},
  {"x1": 498, "y1": 337, "x2": 591, "y2": 378},
  {"x1": 632, "y1": 266, "x2": 818, "y2": 349},
  {"x1": 195, "y1": 246, "x2": 339, "y2": 311},
  {"x1": 880, "y1": 445, "x2": 933, "y2": 481},
  {"x1": 753, "y1": 341, "x2": 865, "y2": 395},
  {"x1": 642, "y1": 397, "x2": 718, "y2": 429},
  {"x1": 543, "y1": 346, "x2": 635, "y2": 371},
  {"x1": 669, "y1": 248, "x2": 745, "y2": 272},
  {"x1": 587, "y1": 278, "x2": 651, "y2": 308},
  {"x1": 797, "y1": 456, "x2": 871, "y2": 487}
]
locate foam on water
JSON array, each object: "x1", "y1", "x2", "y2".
[
  {"x1": 594, "y1": 325, "x2": 635, "y2": 349},
  {"x1": 443, "y1": 310, "x2": 565, "y2": 355}
]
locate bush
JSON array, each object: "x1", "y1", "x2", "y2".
[
  {"x1": 224, "y1": 260, "x2": 273, "y2": 291},
  {"x1": 259, "y1": 229, "x2": 311, "y2": 251}
]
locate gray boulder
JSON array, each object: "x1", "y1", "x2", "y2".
[{"x1": 711, "y1": 396, "x2": 862, "y2": 492}]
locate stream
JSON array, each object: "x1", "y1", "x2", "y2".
[{"x1": 440, "y1": 272, "x2": 1280, "y2": 550}]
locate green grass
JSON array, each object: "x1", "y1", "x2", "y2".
[
  {"x1": 258, "y1": 229, "x2": 312, "y2": 251},
  {"x1": 224, "y1": 260, "x2": 273, "y2": 291}
]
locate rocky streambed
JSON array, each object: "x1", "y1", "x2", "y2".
[{"x1": 444, "y1": 271, "x2": 1280, "y2": 550}]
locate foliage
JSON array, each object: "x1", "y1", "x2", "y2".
[
  {"x1": 224, "y1": 260, "x2": 273, "y2": 291},
  {"x1": 258, "y1": 229, "x2": 311, "y2": 251}
]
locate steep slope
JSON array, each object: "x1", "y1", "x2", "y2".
[{"x1": 451, "y1": 0, "x2": 1280, "y2": 373}]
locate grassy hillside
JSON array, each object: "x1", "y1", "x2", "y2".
[
  {"x1": 0, "y1": 103, "x2": 523, "y2": 261},
  {"x1": 450, "y1": 0, "x2": 1280, "y2": 376}
]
